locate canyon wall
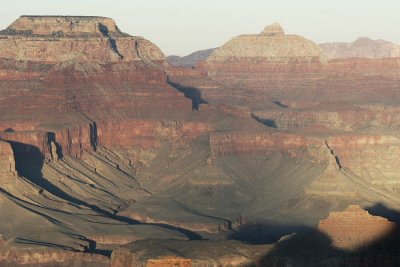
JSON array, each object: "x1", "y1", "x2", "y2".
[
  {"x1": 0, "y1": 16, "x2": 164, "y2": 63},
  {"x1": 318, "y1": 205, "x2": 397, "y2": 250},
  {"x1": 0, "y1": 140, "x2": 16, "y2": 181},
  {"x1": 7, "y1": 16, "x2": 118, "y2": 36}
]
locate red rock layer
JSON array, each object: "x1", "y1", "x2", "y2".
[
  {"x1": 197, "y1": 58, "x2": 400, "y2": 106},
  {"x1": 97, "y1": 119, "x2": 213, "y2": 149},
  {"x1": 209, "y1": 131, "x2": 321, "y2": 158},
  {"x1": 317, "y1": 205, "x2": 396, "y2": 250},
  {"x1": 0, "y1": 16, "x2": 165, "y2": 63},
  {"x1": 146, "y1": 257, "x2": 192, "y2": 267},
  {"x1": 253, "y1": 105, "x2": 400, "y2": 131},
  {"x1": 0, "y1": 117, "x2": 214, "y2": 161},
  {"x1": 0, "y1": 62, "x2": 190, "y2": 119}
]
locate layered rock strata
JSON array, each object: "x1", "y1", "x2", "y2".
[
  {"x1": 195, "y1": 24, "x2": 400, "y2": 108},
  {"x1": 0, "y1": 141, "x2": 16, "y2": 181},
  {"x1": 317, "y1": 205, "x2": 397, "y2": 250},
  {"x1": 206, "y1": 23, "x2": 325, "y2": 63},
  {"x1": 0, "y1": 16, "x2": 164, "y2": 62}
]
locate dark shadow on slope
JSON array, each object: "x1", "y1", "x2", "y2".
[
  {"x1": 4, "y1": 141, "x2": 202, "y2": 240},
  {"x1": 47, "y1": 132, "x2": 64, "y2": 159},
  {"x1": 273, "y1": 100, "x2": 289, "y2": 108},
  {"x1": 85, "y1": 238, "x2": 112, "y2": 257},
  {"x1": 230, "y1": 223, "x2": 309, "y2": 244},
  {"x1": 366, "y1": 203, "x2": 400, "y2": 223},
  {"x1": 259, "y1": 228, "x2": 343, "y2": 266},
  {"x1": 174, "y1": 200, "x2": 236, "y2": 232},
  {"x1": 251, "y1": 113, "x2": 277, "y2": 128},
  {"x1": 15, "y1": 238, "x2": 82, "y2": 252},
  {"x1": 259, "y1": 204, "x2": 400, "y2": 267},
  {"x1": 0, "y1": 187, "x2": 64, "y2": 226},
  {"x1": 98, "y1": 23, "x2": 124, "y2": 60},
  {"x1": 8, "y1": 141, "x2": 46, "y2": 181},
  {"x1": 167, "y1": 79, "x2": 208, "y2": 110}
]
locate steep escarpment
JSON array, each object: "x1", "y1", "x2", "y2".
[
  {"x1": 6, "y1": 16, "x2": 119, "y2": 36},
  {"x1": 0, "y1": 141, "x2": 16, "y2": 182},
  {"x1": 0, "y1": 16, "x2": 164, "y2": 63}
]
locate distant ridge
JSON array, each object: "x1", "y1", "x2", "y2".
[
  {"x1": 167, "y1": 48, "x2": 215, "y2": 67},
  {"x1": 321, "y1": 37, "x2": 400, "y2": 59}
]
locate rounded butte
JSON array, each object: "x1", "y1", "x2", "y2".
[{"x1": 206, "y1": 23, "x2": 326, "y2": 63}]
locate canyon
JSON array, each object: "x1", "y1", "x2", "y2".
[{"x1": 1, "y1": 17, "x2": 400, "y2": 266}]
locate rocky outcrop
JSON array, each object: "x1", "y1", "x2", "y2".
[
  {"x1": 0, "y1": 140, "x2": 16, "y2": 181},
  {"x1": 0, "y1": 247, "x2": 109, "y2": 267},
  {"x1": 321, "y1": 37, "x2": 400, "y2": 59},
  {"x1": 0, "y1": 131, "x2": 50, "y2": 158},
  {"x1": 318, "y1": 205, "x2": 397, "y2": 250},
  {"x1": 6, "y1": 16, "x2": 118, "y2": 37},
  {"x1": 206, "y1": 23, "x2": 325, "y2": 63},
  {"x1": 0, "y1": 35, "x2": 164, "y2": 63},
  {"x1": 0, "y1": 16, "x2": 164, "y2": 63}
]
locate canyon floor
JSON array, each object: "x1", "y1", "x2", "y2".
[{"x1": 1, "y1": 17, "x2": 400, "y2": 267}]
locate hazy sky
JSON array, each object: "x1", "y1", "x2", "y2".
[{"x1": 1, "y1": 0, "x2": 399, "y2": 56}]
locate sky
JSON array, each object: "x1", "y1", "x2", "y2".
[{"x1": 1, "y1": 0, "x2": 399, "y2": 56}]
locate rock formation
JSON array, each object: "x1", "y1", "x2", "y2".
[
  {"x1": 318, "y1": 205, "x2": 397, "y2": 250},
  {"x1": 7, "y1": 16, "x2": 118, "y2": 36},
  {"x1": 206, "y1": 23, "x2": 325, "y2": 63},
  {"x1": 0, "y1": 15, "x2": 164, "y2": 62},
  {"x1": 0, "y1": 140, "x2": 16, "y2": 182},
  {"x1": 321, "y1": 37, "x2": 400, "y2": 59}
]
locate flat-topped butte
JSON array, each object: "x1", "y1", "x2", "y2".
[
  {"x1": 0, "y1": 15, "x2": 164, "y2": 62},
  {"x1": 1, "y1": 15, "x2": 130, "y2": 38}
]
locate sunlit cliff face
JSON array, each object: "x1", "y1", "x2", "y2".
[{"x1": 318, "y1": 205, "x2": 397, "y2": 250}]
